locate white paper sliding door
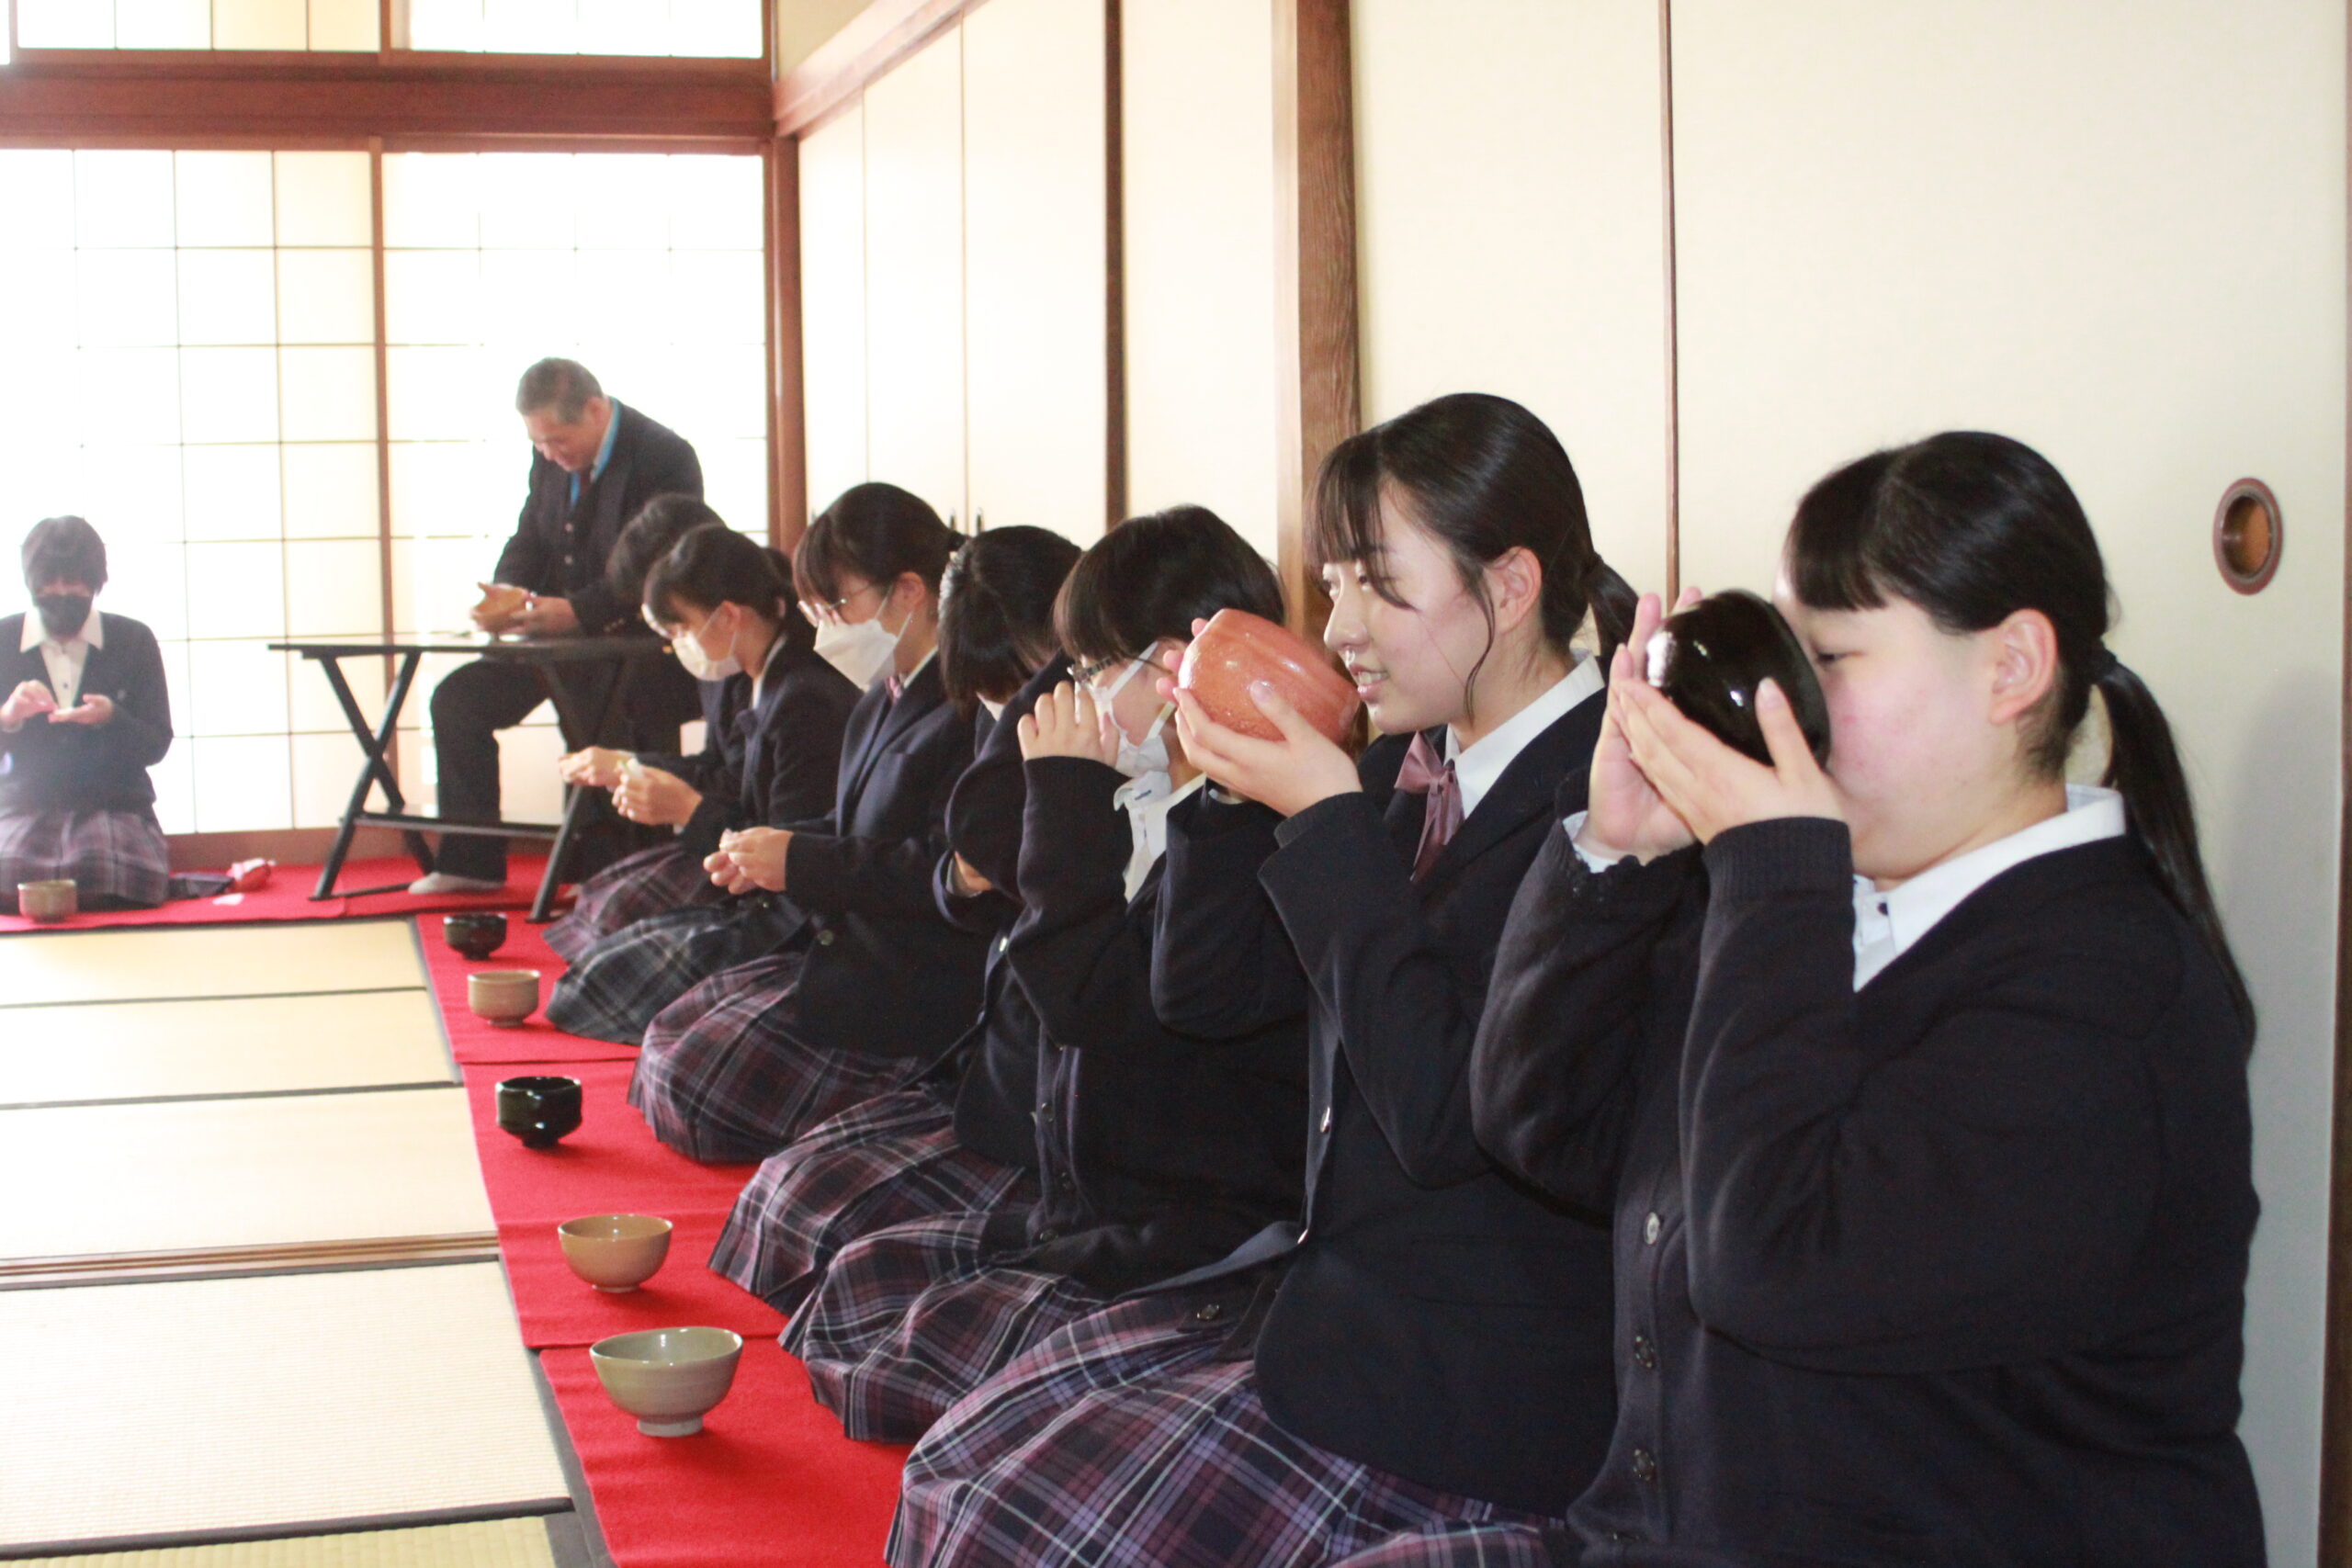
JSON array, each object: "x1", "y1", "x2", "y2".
[
  {"x1": 1119, "y1": 0, "x2": 1279, "y2": 559},
  {"x1": 800, "y1": 105, "x2": 869, "y2": 524},
  {"x1": 963, "y1": 0, "x2": 1109, "y2": 542},
  {"x1": 1352, "y1": 0, "x2": 1672, "y2": 596},
  {"x1": 1670, "y1": 6, "x2": 2345, "y2": 1556},
  {"x1": 862, "y1": 25, "x2": 967, "y2": 526}
]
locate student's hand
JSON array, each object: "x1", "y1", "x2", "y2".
[
  {"x1": 1018, "y1": 682, "x2": 1121, "y2": 766},
  {"x1": 46, "y1": 693, "x2": 115, "y2": 728},
  {"x1": 1166, "y1": 680, "x2": 1361, "y2": 818},
  {"x1": 1582, "y1": 590, "x2": 1702, "y2": 863},
  {"x1": 511, "y1": 594, "x2": 580, "y2": 637},
  {"x1": 613, "y1": 759, "x2": 701, "y2": 827},
  {"x1": 1, "y1": 680, "x2": 57, "y2": 728},
  {"x1": 949, "y1": 853, "x2": 994, "y2": 897},
  {"x1": 707, "y1": 827, "x2": 790, "y2": 894},
  {"x1": 559, "y1": 746, "x2": 631, "y2": 788},
  {"x1": 470, "y1": 581, "x2": 527, "y2": 634},
  {"x1": 1613, "y1": 663, "x2": 1842, "y2": 844}
]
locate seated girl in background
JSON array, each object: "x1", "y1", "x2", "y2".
[
  {"x1": 786, "y1": 505, "x2": 1311, "y2": 1444},
  {"x1": 0, "y1": 516, "x2": 175, "y2": 912},
  {"x1": 711, "y1": 525, "x2": 1080, "y2": 1313},
  {"x1": 890, "y1": 393, "x2": 1632, "y2": 1568},
  {"x1": 547, "y1": 492, "x2": 741, "y2": 959},
  {"x1": 1456, "y1": 432, "x2": 2261, "y2": 1567},
  {"x1": 544, "y1": 524, "x2": 860, "y2": 1043},
  {"x1": 628, "y1": 482, "x2": 988, "y2": 1161}
]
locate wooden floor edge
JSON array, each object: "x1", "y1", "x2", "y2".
[{"x1": 0, "y1": 1233, "x2": 502, "y2": 1288}]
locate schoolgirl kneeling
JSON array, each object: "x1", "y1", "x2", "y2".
[
  {"x1": 628, "y1": 482, "x2": 988, "y2": 1161},
  {"x1": 1458, "y1": 432, "x2": 2262, "y2": 1567},
  {"x1": 890, "y1": 393, "x2": 1632, "y2": 1568},
  {"x1": 786, "y1": 505, "x2": 1311, "y2": 1444},
  {"x1": 710, "y1": 525, "x2": 1081, "y2": 1312},
  {"x1": 1, "y1": 517, "x2": 175, "y2": 912},
  {"x1": 545, "y1": 523, "x2": 859, "y2": 1043}
]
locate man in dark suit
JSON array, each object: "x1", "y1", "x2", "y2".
[{"x1": 412, "y1": 357, "x2": 705, "y2": 894}]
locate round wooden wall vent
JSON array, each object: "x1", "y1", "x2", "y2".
[{"x1": 2212, "y1": 478, "x2": 2282, "y2": 595}]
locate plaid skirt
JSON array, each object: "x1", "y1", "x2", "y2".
[
  {"x1": 629, "y1": 950, "x2": 922, "y2": 1163},
  {"x1": 0, "y1": 808, "x2": 169, "y2": 911},
  {"x1": 709, "y1": 1082, "x2": 1039, "y2": 1314},
  {"x1": 546, "y1": 894, "x2": 802, "y2": 1045},
  {"x1": 786, "y1": 1211, "x2": 1102, "y2": 1443},
  {"x1": 889, "y1": 1297, "x2": 1565, "y2": 1568},
  {"x1": 546, "y1": 842, "x2": 723, "y2": 962},
  {"x1": 1322, "y1": 1527, "x2": 1557, "y2": 1568}
]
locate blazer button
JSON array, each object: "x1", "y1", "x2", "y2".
[
  {"x1": 1644, "y1": 1212, "x2": 1661, "y2": 1246},
  {"x1": 1631, "y1": 1448, "x2": 1658, "y2": 1484},
  {"x1": 1318, "y1": 1106, "x2": 1332, "y2": 1134},
  {"x1": 998, "y1": 934, "x2": 1010, "y2": 953},
  {"x1": 1193, "y1": 1302, "x2": 1225, "y2": 1324},
  {"x1": 1632, "y1": 1334, "x2": 1658, "y2": 1371},
  {"x1": 817, "y1": 930, "x2": 836, "y2": 946}
]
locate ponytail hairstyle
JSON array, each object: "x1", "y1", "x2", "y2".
[
  {"x1": 1784, "y1": 430, "x2": 2253, "y2": 1035},
  {"x1": 1056, "y1": 505, "x2": 1286, "y2": 672},
  {"x1": 795, "y1": 482, "x2": 959, "y2": 611},
  {"x1": 1307, "y1": 392, "x2": 1634, "y2": 718},
  {"x1": 644, "y1": 524, "x2": 816, "y2": 657},
  {"x1": 938, "y1": 525, "x2": 1083, "y2": 714}
]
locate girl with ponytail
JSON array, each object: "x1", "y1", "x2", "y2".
[
  {"x1": 892, "y1": 393, "x2": 1634, "y2": 1568},
  {"x1": 1453, "y1": 431, "x2": 2262, "y2": 1567},
  {"x1": 545, "y1": 521, "x2": 860, "y2": 1043}
]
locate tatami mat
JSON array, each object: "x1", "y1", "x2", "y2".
[
  {"x1": 0, "y1": 991, "x2": 451, "y2": 1109},
  {"x1": 9, "y1": 1517, "x2": 558, "y2": 1567},
  {"x1": 0, "y1": 920, "x2": 424, "y2": 1008},
  {"x1": 0, "y1": 1089, "x2": 493, "y2": 1269},
  {"x1": 0, "y1": 1264, "x2": 570, "y2": 1553}
]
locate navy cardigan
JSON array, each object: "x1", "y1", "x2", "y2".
[
  {"x1": 0, "y1": 611, "x2": 172, "y2": 815},
  {"x1": 1471, "y1": 818, "x2": 2264, "y2": 1567}
]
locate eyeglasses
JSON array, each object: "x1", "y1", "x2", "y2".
[
  {"x1": 819, "y1": 581, "x2": 889, "y2": 615},
  {"x1": 1072, "y1": 654, "x2": 1169, "y2": 694}
]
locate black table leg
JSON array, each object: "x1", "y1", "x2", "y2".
[
  {"x1": 526, "y1": 658, "x2": 637, "y2": 923},
  {"x1": 313, "y1": 650, "x2": 426, "y2": 900}
]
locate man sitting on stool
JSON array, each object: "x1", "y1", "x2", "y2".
[{"x1": 411, "y1": 357, "x2": 703, "y2": 896}]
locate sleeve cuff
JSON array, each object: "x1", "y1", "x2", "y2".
[
  {"x1": 1702, "y1": 817, "x2": 1855, "y2": 902},
  {"x1": 1272, "y1": 788, "x2": 1369, "y2": 850}
]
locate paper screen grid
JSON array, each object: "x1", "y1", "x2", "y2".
[
  {"x1": 0, "y1": 147, "x2": 767, "y2": 833},
  {"x1": 11, "y1": 0, "x2": 760, "y2": 56}
]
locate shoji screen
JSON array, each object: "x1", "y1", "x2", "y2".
[
  {"x1": 1120, "y1": 0, "x2": 1279, "y2": 560},
  {"x1": 15, "y1": 0, "x2": 378, "y2": 50},
  {"x1": 800, "y1": 105, "x2": 870, "y2": 525},
  {"x1": 399, "y1": 1, "x2": 761, "y2": 55},
  {"x1": 380, "y1": 149, "x2": 770, "y2": 822},
  {"x1": 1351, "y1": 0, "x2": 1672, "y2": 598},
  {"x1": 0, "y1": 148, "x2": 380, "y2": 834},
  {"x1": 861, "y1": 26, "x2": 967, "y2": 527},
  {"x1": 962, "y1": 0, "x2": 1108, "y2": 543},
  {"x1": 1668, "y1": 5, "x2": 2345, "y2": 1556}
]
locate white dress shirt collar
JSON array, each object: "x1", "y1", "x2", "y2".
[
  {"x1": 21, "y1": 606, "x2": 103, "y2": 653},
  {"x1": 1113, "y1": 769, "x2": 1209, "y2": 902},
  {"x1": 1445, "y1": 656, "x2": 1604, "y2": 818},
  {"x1": 1851, "y1": 784, "x2": 2127, "y2": 988}
]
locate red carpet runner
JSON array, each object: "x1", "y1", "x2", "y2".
[
  {"x1": 422, "y1": 916, "x2": 907, "y2": 1567},
  {"x1": 0, "y1": 855, "x2": 549, "y2": 933}
]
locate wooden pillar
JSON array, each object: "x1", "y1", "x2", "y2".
[
  {"x1": 1272, "y1": 0, "x2": 1358, "y2": 632},
  {"x1": 768, "y1": 134, "x2": 809, "y2": 551}
]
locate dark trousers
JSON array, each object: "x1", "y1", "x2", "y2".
[{"x1": 427, "y1": 652, "x2": 698, "y2": 881}]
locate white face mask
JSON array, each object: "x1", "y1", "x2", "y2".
[
  {"x1": 1093, "y1": 656, "x2": 1174, "y2": 780},
  {"x1": 671, "y1": 607, "x2": 742, "y2": 683},
  {"x1": 814, "y1": 591, "x2": 906, "y2": 690}
]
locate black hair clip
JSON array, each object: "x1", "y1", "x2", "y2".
[{"x1": 1645, "y1": 589, "x2": 1832, "y2": 765}]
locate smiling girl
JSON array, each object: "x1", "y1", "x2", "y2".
[
  {"x1": 889, "y1": 393, "x2": 1634, "y2": 1568},
  {"x1": 1457, "y1": 431, "x2": 2261, "y2": 1567}
]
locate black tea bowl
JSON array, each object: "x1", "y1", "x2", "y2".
[
  {"x1": 443, "y1": 911, "x2": 509, "y2": 960},
  {"x1": 497, "y1": 1074, "x2": 584, "y2": 1149},
  {"x1": 1646, "y1": 589, "x2": 1832, "y2": 767}
]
